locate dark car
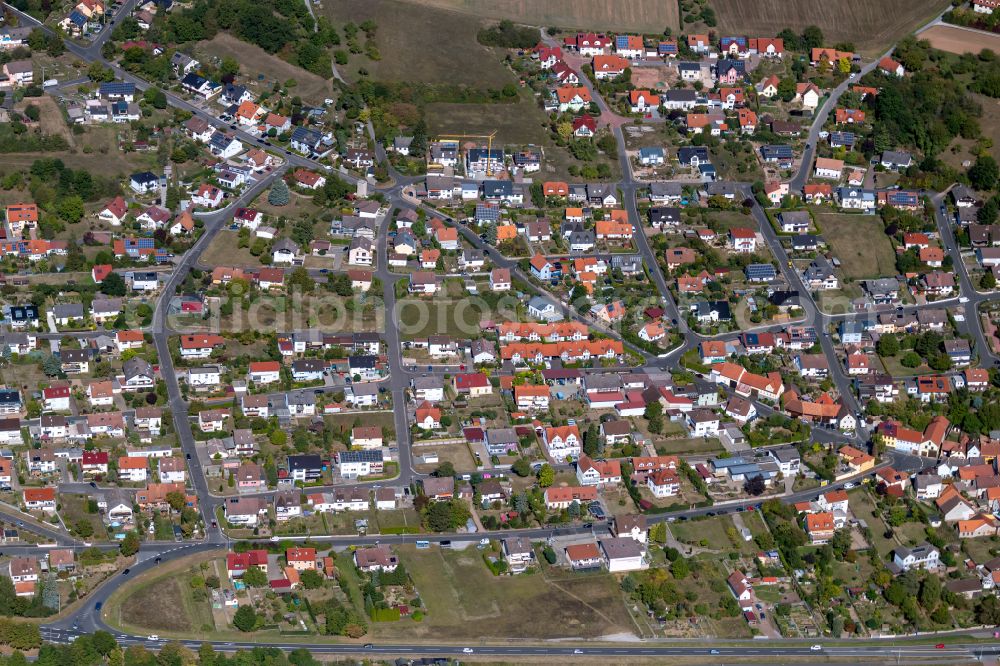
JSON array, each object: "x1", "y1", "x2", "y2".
[
  {"x1": 186, "y1": 453, "x2": 191, "y2": 460},
  {"x1": 95, "y1": 602, "x2": 103, "y2": 611},
  {"x1": 122, "y1": 569, "x2": 130, "y2": 575}
]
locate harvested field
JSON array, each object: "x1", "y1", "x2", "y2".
[
  {"x1": 196, "y1": 33, "x2": 333, "y2": 104},
  {"x1": 711, "y1": 0, "x2": 950, "y2": 56},
  {"x1": 918, "y1": 23, "x2": 1000, "y2": 55},
  {"x1": 397, "y1": 0, "x2": 680, "y2": 33},
  {"x1": 321, "y1": 0, "x2": 515, "y2": 87}
]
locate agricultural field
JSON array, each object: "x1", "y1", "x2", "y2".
[
  {"x1": 917, "y1": 23, "x2": 1000, "y2": 56},
  {"x1": 321, "y1": 0, "x2": 516, "y2": 87},
  {"x1": 369, "y1": 545, "x2": 636, "y2": 640},
  {"x1": 815, "y1": 213, "x2": 896, "y2": 281},
  {"x1": 709, "y1": 0, "x2": 950, "y2": 56},
  {"x1": 396, "y1": 0, "x2": 680, "y2": 33}
]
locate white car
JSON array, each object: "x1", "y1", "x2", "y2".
[
  {"x1": 463, "y1": 648, "x2": 474, "y2": 654},
  {"x1": 810, "y1": 644, "x2": 822, "y2": 651},
  {"x1": 573, "y1": 649, "x2": 583, "y2": 654},
  {"x1": 960, "y1": 297, "x2": 969, "y2": 303},
  {"x1": 147, "y1": 635, "x2": 159, "y2": 641}
]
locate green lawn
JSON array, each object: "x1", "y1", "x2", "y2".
[
  {"x1": 879, "y1": 354, "x2": 932, "y2": 378},
  {"x1": 815, "y1": 213, "x2": 897, "y2": 280}
]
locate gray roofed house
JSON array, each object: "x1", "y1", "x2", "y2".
[
  {"x1": 864, "y1": 278, "x2": 900, "y2": 302},
  {"x1": 880, "y1": 150, "x2": 913, "y2": 171},
  {"x1": 704, "y1": 181, "x2": 741, "y2": 199},
  {"x1": 421, "y1": 476, "x2": 455, "y2": 499},
  {"x1": 917, "y1": 308, "x2": 948, "y2": 329},
  {"x1": 527, "y1": 295, "x2": 563, "y2": 322},
  {"x1": 485, "y1": 427, "x2": 518, "y2": 455},
  {"x1": 778, "y1": 211, "x2": 811, "y2": 232},
  {"x1": 52, "y1": 303, "x2": 85, "y2": 322},
  {"x1": 649, "y1": 181, "x2": 683, "y2": 201}
]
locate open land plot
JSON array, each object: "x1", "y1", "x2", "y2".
[
  {"x1": 59, "y1": 494, "x2": 107, "y2": 541},
  {"x1": 196, "y1": 33, "x2": 333, "y2": 104},
  {"x1": 426, "y1": 95, "x2": 617, "y2": 181},
  {"x1": 918, "y1": 23, "x2": 1000, "y2": 56},
  {"x1": 943, "y1": 93, "x2": 1000, "y2": 169},
  {"x1": 396, "y1": 295, "x2": 485, "y2": 339},
  {"x1": 325, "y1": 411, "x2": 396, "y2": 439},
  {"x1": 396, "y1": 0, "x2": 679, "y2": 32},
  {"x1": 19, "y1": 96, "x2": 73, "y2": 145},
  {"x1": 321, "y1": 0, "x2": 515, "y2": 87},
  {"x1": 199, "y1": 232, "x2": 265, "y2": 269},
  {"x1": 116, "y1": 568, "x2": 215, "y2": 633},
  {"x1": 413, "y1": 441, "x2": 478, "y2": 473},
  {"x1": 710, "y1": 0, "x2": 950, "y2": 56},
  {"x1": 0, "y1": 145, "x2": 155, "y2": 179},
  {"x1": 815, "y1": 212, "x2": 896, "y2": 280},
  {"x1": 370, "y1": 545, "x2": 636, "y2": 640}
]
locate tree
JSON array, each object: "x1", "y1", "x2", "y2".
[
  {"x1": 165, "y1": 491, "x2": 185, "y2": 512},
  {"x1": 120, "y1": 531, "x2": 140, "y2": 556},
  {"x1": 777, "y1": 77, "x2": 797, "y2": 102},
  {"x1": 268, "y1": 179, "x2": 290, "y2": 206},
  {"x1": 101, "y1": 272, "x2": 127, "y2": 297},
  {"x1": 977, "y1": 595, "x2": 1000, "y2": 624},
  {"x1": 802, "y1": 25, "x2": 824, "y2": 51},
  {"x1": 901, "y1": 351, "x2": 922, "y2": 368},
  {"x1": 968, "y1": 155, "x2": 999, "y2": 191},
  {"x1": 74, "y1": 519, "x2": 94, "y2": 538},
  {"x1": 241, "y1": 566, "x2": 268, "y2": 588},
  {"x1": 233, "y1": 605, "x2": 257, "y2": 632},
  {"x1": 644, "y1": 401, "x2": 664, "y2": 434},
  {"x1": 671, "y1": 557, "x2": 690, "y2": 579},
  {"x1": 511, "y1": 458, "x2": 531, "y2": 477},
  {"x1": 91, "y1": 630, "x2": 118, "y2": 656},
  {"x1": 877, "y1": 333, "x2": 899, "y2": 357},
  {"x1": 288, "y1": 267, "x2": 314, "y2": 292},
  {"x1": 583, "y1": 423, "x2": 600, "y2": 457},
  {"x1": 300, "y1": 569, "x2": 323, "y2": 589},
  {"x1": 537, "y1": 464, "x2": 555, "y2": 487},
  {"x1": 744, "y1": 474, "x2": 766, "y2": 496},
  {"x1": 982, "y1": 271, "x2": 997, "y2": 290},
  {"x1": 433, "y1": 462, "x2": 455, "y2": 478}
]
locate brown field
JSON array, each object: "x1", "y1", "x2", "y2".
[
  {"x1": 20, "y1": 96, "x2": 73, "y2": 144},
  {"x1": 397, "y1": 0, "x2": 679, "y2": 32},
  {"x1": 196, "y1": 33, "x2": 333, "y2": 104},
  {"x1": 321, "y1": 0, "x2": 517, "y2": 87},
  {"x1": 918, "y1": 23, "x2": 1000, "y2": 55},
  {"x1": 711, "y1": 0, "x2": 950, "y2": 56}
]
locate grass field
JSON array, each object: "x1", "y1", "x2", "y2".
[
  {"x1": 321, "y1": 0, "x2": 515, "y2": 87},
  {"x1": 396, "y1": 0, "x2": 679, "y2": 32},
  {"x1": 196, "y1": 33, "x2": 333, "y2": 104},
  {"x1": 371, "y1": 545, "x2": 636, "y2": 640},
  {"x1": 816, "y1": 213, "x2": 896, "y2": 280},
  {"x1": 918, "y1": 23, "x2": 1000, "y2": 55},
  {"x1": 710, "y1": 0, "x2": 950, "y2": 56},
  {"x1": 396, "y1": 294, "x2": 485, "y2": 338}
]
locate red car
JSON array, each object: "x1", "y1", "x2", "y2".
[{"x1": 935, "y1": 644, "x2": 945, "y2": 649}]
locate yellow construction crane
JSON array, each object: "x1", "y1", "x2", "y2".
[{"x1": 436, "y1": 131, "x2": 499, "y2": 176}]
